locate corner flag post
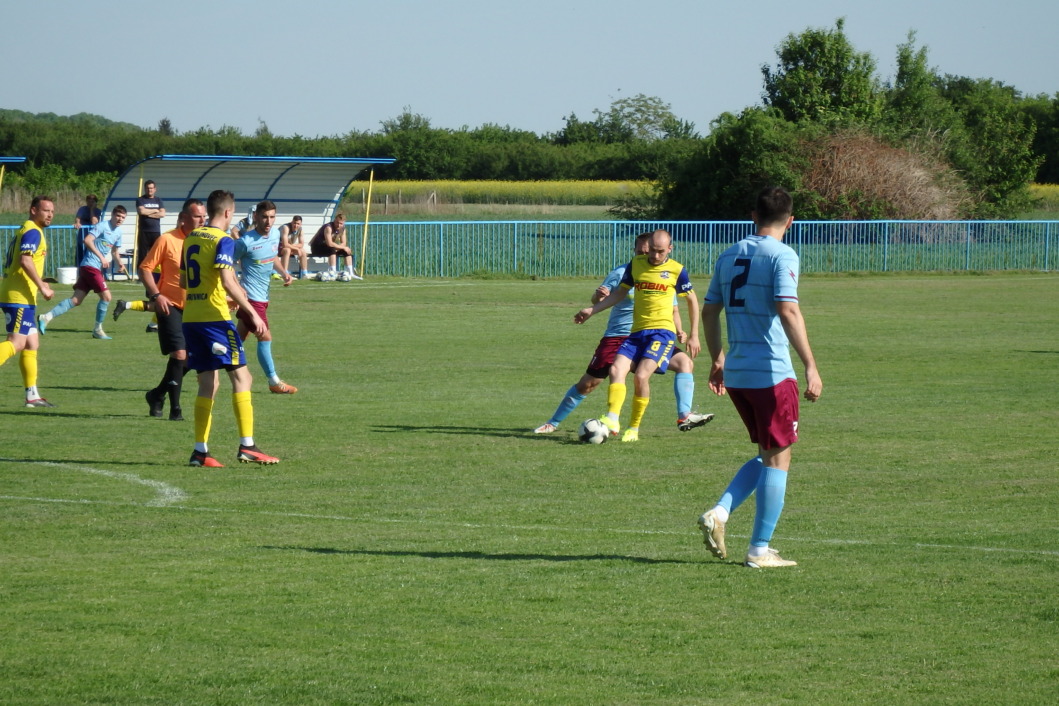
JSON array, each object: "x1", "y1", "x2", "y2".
[{"x1": 360, "y1": 168, "x2": 375, "y2": 278}]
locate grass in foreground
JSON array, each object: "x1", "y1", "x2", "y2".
[{"x1": 0, "y1": 274, "x2": 1057, "y2": 704}]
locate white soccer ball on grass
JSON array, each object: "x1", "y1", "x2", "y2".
[{"x1": 578, "y1": 418, "x2": 610, "y2": 444}]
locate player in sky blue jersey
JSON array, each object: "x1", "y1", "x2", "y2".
[
  {"x1": 39, "y1": 205, "x2": 129, "y2": 340},
  {"x1": 232, "y1": 200, "x2": 297, "y2": 394},
  {"x1": 697, "y1": 186, "x2": 823, "y2": 569}
]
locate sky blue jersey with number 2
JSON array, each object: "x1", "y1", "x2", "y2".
[{"x1": 704, "y1": 234, "x2": 800, "y2": 389}]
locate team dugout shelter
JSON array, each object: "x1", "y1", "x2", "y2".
[
  {"x1": 0, "y1": 156, "x2": 27, "y2": 194},
  {"x1": 103, "y1": 154, "x2": 396, "y2": 273}
]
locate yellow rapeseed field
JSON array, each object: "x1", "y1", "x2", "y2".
[{"x1": 345, "y1": 180, "x2": 649, "y2": 206}]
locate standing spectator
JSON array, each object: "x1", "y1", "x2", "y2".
[
  {"x1": 38, "y1": 205, "x2": 128, "y2": 340},
  {"x1": 136, "y1": 180, "x2": 166, "y2": 332},
  {"x1": 135, "y1": 180, "x2": 165, "y2": 268},
  {"x1": 697, "y1": 186, "x2": 823, "y2": 569},
  {"x1": 0, "y1": 196, "x2": 57, "y2": 407}
]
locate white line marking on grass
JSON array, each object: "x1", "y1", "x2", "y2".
[
  {"x1": 0, "y1": 458, "x2": 188, "y2": 507},
  {"x1": 1, "y1": 491, "x2": 1056, "y2": 557}
]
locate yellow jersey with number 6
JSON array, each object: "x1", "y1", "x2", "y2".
[{"x1": 182, "y1": 226, "x2": 237, "y2": 323}]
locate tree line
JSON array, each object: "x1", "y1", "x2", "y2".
[{"x1": 1, "y1": 19, "x2": 1056, "y2": 220}]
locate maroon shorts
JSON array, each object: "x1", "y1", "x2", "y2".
[
  {"x1": 74, "y1": 266, "x2": 108, "y2": 294},
  {"x1": 585, "y1": 335, "x2": 628, "y2": 378},
  {"x1": 728, "y1": 378, "x2": 800, "y2": 450},
  {"x1": 235, "y1": 299, "x2": 269, "y2": 332}
]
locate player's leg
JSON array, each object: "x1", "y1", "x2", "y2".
[
  {"x1": 669, "y1": 351, "x2": 713, "y2": 431},
  {"x1": 0, "y1": 306, "x2": 29, "y2": 367},
  {"x1": 38, "y1": 288, "x2": 87, "y2": 335},
  {"x1": 147, "y1": 311, "x2": 186, "y2": 419},
  {"x1": 536, "y1": 337, "x2": 617, "y2": 433},
  {"x1": 20, "y1": 328, "x2": 54, "y2": 407},
  {"x1": 535, "y1": 373, "x2": 600, "y2": 433},
  {"x1": 604, "y1": 354, "x2": 634, "y2": 435},
  {"x1": 229, "y1": 364, "x2": 279, "y2": 464},
  {"x1": 189, "y1": 369, "x2": 223, "y2": 467},
  {"x1": 741, "y1": 380, "x2": 799, "y2": 568},
  {"x1": 624, "y1": 358, "x2": 659, "y2": 442},
  {"x1": 92, "y1": 287, "x2": 113, "y2": 339},
  {"x1": 297, "y1": 247, "x2": 309, "y2": 278}
]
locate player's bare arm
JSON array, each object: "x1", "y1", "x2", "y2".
[
  {"x1": 21, "y1": 253, "x2": 53, "y2": 301},
  {"x1": 683, "y1": 291, "x2": 701, "y2": 359},
  {"x1": 776, "y1": 300, "x2": 822, "y2": 402},
  {"x1": 111, "y1": 246, "x2": 127, "y2": 274},
  {"x1": 575, "y1": 286, "x2": 629, "y2": 323},
  {"x1": 701, "y1": 301, "x2": 726, "y2": 396}
]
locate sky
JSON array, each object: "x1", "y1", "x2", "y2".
[{"x1": 3, "y1": 0, "x2": 1057, "y2": 140}]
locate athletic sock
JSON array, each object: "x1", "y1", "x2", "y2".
[
  {"x1": 256, "y1": 340, "x2": 277, "y2": 380},
  {"x1": 232, "y1": 390, "x2": 254, "y2": 440},
  {"x1": 607, "y1": 383, "x2": 627, "y2": 419},
  {"x1": 0, "y1": 340, "x2": 16, "y2": 367},
  {"x1": 46, "y1": 298, "x2": 75, "y2": 320},
  {"x1": 718, "y1": 456, "x2": 764, "y2": 515},
  {"x1": 628, "y1": 395, "x2": 650, "y2": 429},
  {"x1": 550, "y1": 385, "x2": 587, "y2": 426},
  {"x1": 674, "y1": 372, "x2": 694, "y2": 418},
  {"x1": 129, "y1": 300, "x2": 146, "y2": 312},
  {"x1": 164, "y1": 357, "x2": 185, "y2": 410},
  {"x1": 94, "y1": 300, "x2": 109, "y2": 327},
  {"x1": 19, "y1": 349, "x2": 38, "y2": 389},
  {"x1": 194, "y1": 396, "x2": 214, "y2": 445},
  {"x1": 25, "y1": 385, "x2": 40, "y2": 400},
  {"x1": 750, "y1": 466, "x2": 788, "y2": 549}
]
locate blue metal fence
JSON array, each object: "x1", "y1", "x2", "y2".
[{"x1": 1, "y1": 220, "x2": 1054, "y2": 279}]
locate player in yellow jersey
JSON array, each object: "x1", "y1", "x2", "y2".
[
  {"x1": 574, "y1": 229, "x2": 701, "y2": 441},
  {"x1": 181, "y1": 190, "x2": 279, "y2": 468},
  {"x1": 0, "y1": 196, "x2": 57, "y2": 407}
]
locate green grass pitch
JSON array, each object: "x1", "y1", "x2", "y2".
[{"x1": 1, "y1": 273, "x2": 1057, "y2": 704}]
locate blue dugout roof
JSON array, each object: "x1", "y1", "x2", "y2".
[
  {"x1": 0, "y1": 157, "x2": 27, "y2": 164},
  {"x1": 105, "y1": 154, "x2": 396, "y2": 234}
]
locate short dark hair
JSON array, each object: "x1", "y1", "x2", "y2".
[
  {"x1": 755, "y1": 186, "x2": 793, "y2": 226},
  {"x1": 30, "y1": 196, "x2": 53, "y2": 210},
  {"x1": 144, "y1": 180, "x2": 156, "y2": 188},
  {"x1": 291, "y1": 215, "x2": 302, "y2": 222},
  {"x1": 256, "y1": 200, "x2": 277, "y2": 213},
  {"x1": 111, "y1": 204, "x2": 127, "y2": 216},
  {"x1": 206, "y1": 190, "x2": 235, "y2": 219},
  {"x1": 182, "y1": 198, "x2": 204, "y2": 214}
]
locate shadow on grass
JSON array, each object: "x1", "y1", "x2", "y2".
[
  {"x1": 49, "y1": 384, "x2": 151, "y2": 393},
  {"x1": 372, "y1": 424, "x2": 540, "y2": 439},
  {"x1": 261, "y1": 545, "x2": 693, "y2": 565},
  {"x1": 0, "y1": 455, "x2": 175, "y2": 468},
  {"x1": 0, "y1": 409, "x2": 147, "y2": 419}
]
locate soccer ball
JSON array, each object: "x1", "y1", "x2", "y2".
[
  {"x1": 337, "y1": 271, "x2": 352, "y2": 282},
  {"x1": 318, "y1": 271, "x2": 337, "y2": 282},
  {"x1": 578, "y1": 418, "x2": 610, "y2": 445}
]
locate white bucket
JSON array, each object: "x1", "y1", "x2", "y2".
[{"x1": 57, "y1": 267, "x2": 78, "y2": 285}]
